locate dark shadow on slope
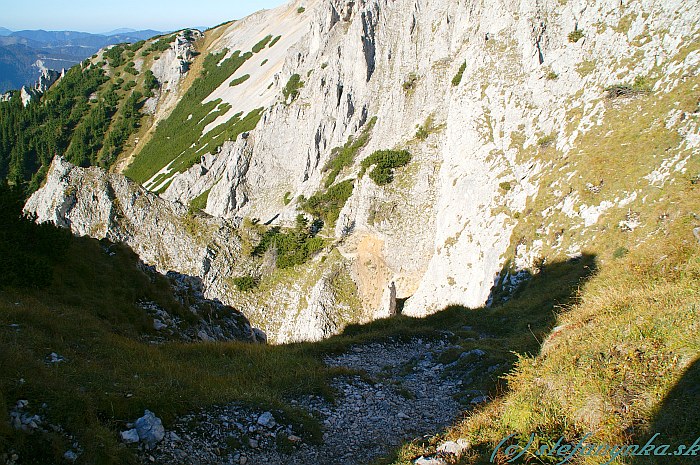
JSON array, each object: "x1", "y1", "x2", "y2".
[
  {"x1": 486, "y1": 253, "x2": 597, "y2": 309},
  {"x1": 313, "y1": 254, "x2": 598, "y2": 388},
  {"x1": 1, "y1": 181, "x2": 257, "y2": 344},
  {"x1": 395, "y1": 296, "x2": 408, "y2": 315},
  {"x1": 332, "y1": 253, "x2": 596, "y2": 347},
  {"x1": 630, "y1": 357, "x2": 700, "y2": 465}
]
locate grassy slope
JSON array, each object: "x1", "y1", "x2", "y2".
[
  {"x1": 123, "y1": 26, "x2": 265, "y2": 187},
  {"x1": 0, "y1": 233, "x2": 337, "y2": 464},
  {"x1": 2, "y1": 18, "x2": 699, "y2": 465},
  {"x1": 0, "y1": 208, "x2": 601, "y2": 465}
]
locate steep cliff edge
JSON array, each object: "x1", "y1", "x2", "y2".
[{"x1": 25, "y1": 0, "x2": 700, "y2": 343}]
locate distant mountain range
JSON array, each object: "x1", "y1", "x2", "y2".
[{"x1": 0, "y1": 27, "x2": 163, "y2": 92}]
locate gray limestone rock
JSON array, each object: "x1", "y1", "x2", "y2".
[
  {"x1": 256, "y1": 412, "x2": 275, "y2": 428},
  {"x1": 135, "y1": 410, "x2": 165, "y2": 448},
  {"x1": 23, "y1": 0, "x2": 700, "y2": 344}
]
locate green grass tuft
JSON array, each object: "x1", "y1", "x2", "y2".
[
  {"x1": 300, "y1": 179, "x2": 355, "y2": 229},
  {"x1": 188, "y1": 188, "x2": 211, "y2": 213},
  {"x1": 323, "y1": 116, "x2": 377, "y2": 188},
  {"x1": 252, "y1": 35, "x2": 273, "y2": 53},
  {"x1": 232, "y1": 275, "x2": 259, "y2": 291},
  {"x1": 568, "y1": 29, "x2": 584, "y2": 43},
  {"x1": 282, "y1": 74, "x2": 304, "y2": 103}
]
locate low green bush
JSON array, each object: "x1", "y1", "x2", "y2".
[
  {"x1": 251, "y1": 215, "x2": 325, "y2": 269},
  {"x1": 105, "y1": 44, "x2": 125, "y2": 68},
  {"x1": 252, "y1": 35, "x2": 273, "y2": 53},
  {"x1": 229, "y1": 74, "x2": 251, "y2": 86},
  {"x1": 282, "y1": 74, "x2": 304, "y2": 103},
  {"x1": 269, "y1": 36, "x2": 282, "y2": 48},
  {"x1": 568, "y1": 29, "x2": 584, "y2": 43},
  {"x1": 323, "y1": 116, "x2": 377, "y2": 187},
  {"x1": 232, "y1": 275, "x2": 259, "y2": 291},
  {"x1": 452, "y1": 62, "x2": 466, "y2": 86},
  {"x1": 402, "y1": 73, "x2": 419, "y2": 92},
  {"x1": 301, "y1": 179, "x2": 355, "y2": 228},
  {"x1": 360, "y1": 149, "x2": 411, "y2": 185},
  {"x1": 605, "y1": 75, "x2": 653, "y2": 98}
]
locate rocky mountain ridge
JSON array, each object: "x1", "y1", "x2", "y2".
[
  {"x1": 25, "y1": 0, "x2": 700, "y2": 345},
  {"x1": 0, "y1": 28, "x2": 162, "y2": 92}
]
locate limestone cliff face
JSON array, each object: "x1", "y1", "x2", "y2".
[
  {"x1": 25, "y1": 156, "x2": 355, "y2": 344},
  {"x1": 16, "y1": 68, "x2": 64, "y2": 106},
  {"x1": 25, "y1": 0, "x2": 700, "y2": 341},
  {"x1": 25, "y1": 157, "x2": 234, "y2": 284}
]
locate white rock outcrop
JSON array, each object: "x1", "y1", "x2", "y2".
[{"x1": 25, "y1": 0, "x2": 700, "y2": 340}]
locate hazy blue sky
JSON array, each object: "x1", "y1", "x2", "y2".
[{"x1": 2, "y1": 0, "x2": 288, "y2": 33}]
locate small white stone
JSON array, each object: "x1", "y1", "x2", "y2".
[
  {"x1": 257, "y1": 411, "x2": 275, "y2": 428},
  {"x1": 414, "y1": 456, "x2": 447, "y2": 465},
  {"x1": 437, "y1": 439, "x2": 470, "y2": 455}
]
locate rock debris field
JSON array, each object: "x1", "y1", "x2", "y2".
[{"x1": 140, "y1": 337, "x2": 478, "y2": 464}]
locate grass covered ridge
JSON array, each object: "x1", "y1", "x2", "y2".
[{"x1": 125, "y1": 48, "x2": 262, "y2": 185}]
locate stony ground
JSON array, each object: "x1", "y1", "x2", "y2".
[{"x1": 141, "y1": 337, "x2": 480, "y2": 465}]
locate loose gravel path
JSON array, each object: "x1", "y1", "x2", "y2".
[{"x1": 144, "y1": 337, "x2": 474, "y2": 465}]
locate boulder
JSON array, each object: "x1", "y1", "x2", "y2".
[{"x1": 134, "y1": 410, "x2": 165, "y2": 447}]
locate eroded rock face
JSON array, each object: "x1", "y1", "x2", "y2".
[
  {"x1": 16, "y1": 68, "x2": 63, "y2": 106},
  {"x1": 25, "y1": 157, "x2": 349, "y2": 343},
  {"x1": 25, "y1": 156, "x2": 219, "y2": 280},
  {"x1": 25, "y1": 0, "x2": 700, "y2": 340},
  {"x1": 137, "y1": 0, "x2": 699, "y2": 319}
]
